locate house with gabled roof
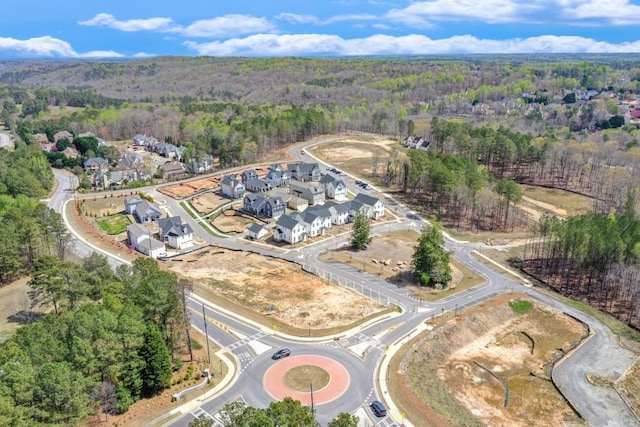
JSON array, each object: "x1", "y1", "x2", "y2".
[
  {"x1": 124, "y1": 194, "x2": 144, "y2": 214},
  {"x1": 248, "y1": 223, "x2": 269, "y2": 241},
  {"x1": 290, "y1": 180, "x2": 325, "y2": 205},
  {"x1": 320, "y1": 174, "x2": 347, "y2": 200},
  {"x1": 127, "y1": 223, "x2": 166, "y2": 258},
  {"x1": 134, "y1": 200, "x2": 162, "y2": 223},
  {"x1": 62, "y1": 147, "x2": 80, "y2": 159},
  {"x1": 265, "y1": 169, "x2": 291, "y2": 187},
  {"x1": 353, "y1": 193, "x2": 385, "y2": 219},
  {"x1": 220, "y1": 175, "x2": 246, "y2": 199},
  {"x1": 245, "y1": 178, "x2": 272, "y2": 193},
  {"x1": 273, "y1": 214, "x2": 307, "y2": 244},
  {"x1": 264, "y1": 196, "x2": 286, "y2": 219},
  {"x1": 295, "y1": 207, "x2": 332, "y2": 238},
  {"x1": 241, "y1": 170, "x2": 258, "y2": 183},
  {"x1": 243, "y1": 193, "x2": 267, "y2": 216},
  {"x1": 323, "y1": 201, "x2": 351, "y2": 225},
  {"x1": 268, "y1": 163, "x2": 284, "y2": 173},
  {"x1": 84, "y1": 157, "x2": 110, "y2": 173},
  {"x1": 157, "y1": 162, "x2": 185, "y2": 179},
  {"x1": 54, "y1": 130, "x2": 73, "y2": 143},
  {"x1": 158, "y1": 216, "x2": 194, "y2": 249},
  {"x1": 288, "y1": 162, "x2": 321, "y2": 182}
]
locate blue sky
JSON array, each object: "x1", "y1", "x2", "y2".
[{"x1": 2, "y1": 0, "x2": 640, "y2": 58}]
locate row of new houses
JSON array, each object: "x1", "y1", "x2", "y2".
[{"x1": 272, "y1": 193, "x2": 385, "y2": 244}]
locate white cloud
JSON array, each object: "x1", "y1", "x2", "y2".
[
  {"x1": 385, "y1": 0, "x2": 640, "y2": 27},
  {"x1": 184, "y1": 33, "x2": 640, "y2": 56},
  {"x1": 276, "y1": 13, "x2": 319, "y2": 24},
  {"x1": 79, "y1": 13, "x2": 178, "y2": 32},
  {"x1": 565, "y1": 0, "x2": 640, "y2": 25},
  {"x1": 133, "y1": 52, "x2": 157, "y2": 58},
  {"x1": 386, "y1": 0, "x2": 534, "y2": 27},
  {"x1": 181, "y1": 15, "x2": 275, "y2": 37},
  {"x1": 0, "y1": 36, "x2": 123, "y2": 58}
]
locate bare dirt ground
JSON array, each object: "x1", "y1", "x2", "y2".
[
  {"x1": 310, "y1": 136, "x2": 397, "y2": 178},
  {"x1": 165, "y1": 247, "x2": 384, "y2": 330},
  {"x1": 159, "y1": 176, "x2": 220, "y2": 199},
  {"x1": 320, "y1": 230, "x2": 485, "y2": 301},
  {"x1": 0, "y1": 278, "x2": 38, "y2": 343},
  {"x1": 211, "y1": 209, "x2": 258, "y2": 234},
  {"x1": 190, "y1": 191, "x2": 232, "y2": 215},
  {"x1": 396, "y1": 295, "x2": 587, "y2": 427}
]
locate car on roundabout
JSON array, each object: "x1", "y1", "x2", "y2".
[{"x1": 272, "y1": 348, "x2": 291, "y2": 360}]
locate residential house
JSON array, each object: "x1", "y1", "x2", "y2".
[
  {"x1": 264, "y1": 169, "x2": 291, "y2": 187},
  {"x1": 124, "y1": 194, "x2": 144, "y2": 214},
  {"x1": 273, "y1": 214, "x2": 307, "y2": 244},
  {"x1": 241, "y1": 170, "x2": 258, "y2": 183},
  {"x1": 134, "y1": 200, "x2": 162, "y2": 223},
  {"x1": 288, "y1": 162, "x2": 321, "y2": 182},
  {"x1": 247, "y1": 223, "x2": 269, "y2": 241},
  {"x1": 34, "y1": 133, "x2": 49, "y2": 144},
  {"x1": 323, "y1": 201, "x2": 351, "y2": 225},
  {"x1": 353, "y1": 193, "x2": 385, "y2": 219},
  {"x1": 157, "y1": 162, "x2": 185, "y2": 179},
  {"x1": 243, "y1": 194, "x2": 267, "y2": 216},
  {"x1": 403, "y1": 135, "x2": 431, "y2": 151},
  {"x1": 290, "y1": 180, "x2": 325, "y2": 205},
  {"x1": 61, "y1": 147, "x2": 80, "y2": 159},
  {"x1": 320, "y1": 175, "x2": 347, "y2": 200},
  {"x1": 132, "y1": 134, "x2": 159, "y2": 149},
  {"x1": 287, "y1": 196, "x2": 308, "y2": 212},
  {"x1": 268, "y1": 163, "x2": 284, "y2": 173},
  {"x1": 155, "y1": 142, "x2": 182, "y2": 159},
  {"x1": 126, "y1": 223, "x2": 166, "y2": 258},
  {"x1": 220, "y1": 175, "x2": 246, "y2": 199},
  {"x1": 84, "y1": 157, "x2": 110, "y2": 173},
  {"x1": 295, "y1": 207, "x2": 332, "y2": 238},
  {"x1": 243, "y1": 194, "x2": 284, "y2": 218},
  {"x1": 264, "y1": 196, "x2": 286, "y2": 219},
  {"x1": 245, "y1": 178, "x2": 272, "y2": 193},
  {"x1": 158, "y1": 216, "x2": 194, "y2": 249},
  {"x1": 186, "y1": 154, "x2": 214, "y2": 174},
  {"x1": 53, "y1": 130, "x2": 73, "y2": 143}
]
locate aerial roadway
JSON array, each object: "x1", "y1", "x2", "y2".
[{"x1": 49, "y1": 138, "x2": 640, "y2": 427}]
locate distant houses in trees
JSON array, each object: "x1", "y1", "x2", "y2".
[{"x1": 403, "y1": 135, "x2": 431, "y2": 151}]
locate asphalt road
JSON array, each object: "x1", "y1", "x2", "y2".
[{"x1": 47, "y1": 138, "x2": 640, "y2": 427}]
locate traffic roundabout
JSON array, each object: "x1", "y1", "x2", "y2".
[{"x1": 263, "y1": 355, "x2": 350, "y2": 405}]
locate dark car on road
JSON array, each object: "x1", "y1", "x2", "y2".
[
  {"x1": 272, "y1": 349, "x2": 291, "y2": 360},
  {"x1": 370, "y1": 400, "x2": 387, "y2": 417}
]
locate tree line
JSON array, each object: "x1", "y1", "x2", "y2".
[{"x1": 0, "y1": 257, "x2": 190, "y2": 425}]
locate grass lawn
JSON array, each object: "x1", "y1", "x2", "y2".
[
  {"x1": 520, "y1": 184, "x2": 594, "y2": 217},
  {"x1": 96, "y1": 214, "x2": 130, "y2": 235},
  {"x1": 508, "y1": 299, "x2": 533, "y2": 314}
]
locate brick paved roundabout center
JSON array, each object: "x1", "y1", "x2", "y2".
[{"x1": 263, "y1": 355, "x2": 351, "y2": 405}]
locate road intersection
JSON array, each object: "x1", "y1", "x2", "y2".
[{"x1": 48, "y1": 139, "x2": 639, "y2": 427}]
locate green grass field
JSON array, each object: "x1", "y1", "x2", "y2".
[
  {"x1": 96, "y1": 214, "x2": 130, "y2": 235},
  {"x1": 520, "y1": 184, "x2": 593, "y2": 217}
]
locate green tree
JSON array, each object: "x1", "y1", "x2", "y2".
[
  {"x1": 328, "y1": 412, "x2": 359, "y2": 427},
  {"x1": 411, "y1": 224, "x2": 452, "y2": 287},
  {"x1": 190, "y1": 414, "x2": 215, "y2": 427},
  {"x1": 264, "y1": 397, "x2": 319, "y2": 427},
  {"x1": 350, "y1": 210, "x2": 371, "y2": 250},
  {"x1": 139, "y1": 323, "x2": 172, "y2": 397},
  {"x1": 35, "y1": 362, "x2": 90, "y2": 424},
  {"x1": 494, "y1": 179, "x2": 522, "y2": 226}
]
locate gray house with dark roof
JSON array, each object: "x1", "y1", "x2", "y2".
[
  {"x1": 134, "y1": 200, "x2": 162, "y2": 223},
  {"x1": 124, "y1": 194, "x2": 144, "y2": 214},
  {"x1": 320, "y1": 174, "x2": 347, "y2": 199},
  {"x1": 241, "y1": 170, "x2": 258, "y2": 183},
  {"x1": 273, "y1": 214, "x2": 307, "y2": 244},
  {"x1": 288, "y1": 162, "x2": 321, "y2": 182},
  {"x1": 220, "y1": 175, "x2": 246, "y2": 199},
  {"x1": 265, "y1": 169, "x2": 291, "y2": 187},
  {"x1": 247, "y1": 223, "x2": 269, "y2": 240},
  {"x1": 245, "y1": 178, "x2": 272, "y2": 193},
  {"x1": 354, "y1": 193, "x2": 385, "y2": 219},
  {"x1": 158, "y1": 216, "x2": 194, "y2": 249},
  {"x1": 127, "y1": 223, "x2": 166, "y2": 258}
]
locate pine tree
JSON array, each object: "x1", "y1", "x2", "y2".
[
  {"x1": 350, "y1": 210, "x2": 371, "y2": 250},
  {"x1": 139, "y1": 323, "x2": 172, "y2": 397},
  {"x1": 411, "y1": 224, "x2": 452, "y2": 287}
]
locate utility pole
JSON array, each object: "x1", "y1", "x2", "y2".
[
  {"x1": 202, "y1": 304, "x2": 211, "y2": 366},
  {"x1": 310, "y1": 382, "x2": 314, "y2": 414}
]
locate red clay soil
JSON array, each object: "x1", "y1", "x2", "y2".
[{"x1": 263, "y1": 355, "x2": 350, "y2": 405}]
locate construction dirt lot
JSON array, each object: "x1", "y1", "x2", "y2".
[
  {"x1": 159, "y1": 176, "x2": 221, "y2": 199},
  {"x1": 190, "y1": 191, "x2": 233, "y2": 215},
  {"x1": 394, "y1": 295, "x2": 589, "y2": 427},
  {"x1": 164, "y1": 247, "x2": 386, "y2": 332}
]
